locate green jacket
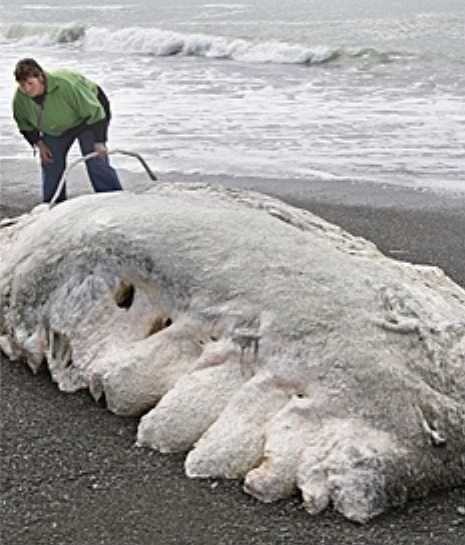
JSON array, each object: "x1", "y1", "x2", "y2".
[{"x1": 13, "y1": 69, "x2": 105, "y2": 138}]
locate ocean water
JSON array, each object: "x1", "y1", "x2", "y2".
[{"x1": 1, "y1": 0, "x2": 464, "y2": 193}]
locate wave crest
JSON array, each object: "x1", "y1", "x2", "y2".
[
  {"x1": 3, "y1": 22, "x2": 86, "y2": 45},
  {"x1": 83, "y1": 27, "x2": 381, "y2": 66},
  {"x1": 1, "y1": 23, "x2": 407, "y2": 66}
]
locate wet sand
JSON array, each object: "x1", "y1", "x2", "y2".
[{"x1": 1, "y1": 163, "x2": 464, "y2": 544}]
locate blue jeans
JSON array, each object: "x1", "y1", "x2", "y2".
[{"x1": 41, "y1": 129, "x2": 122, "y2": 203}]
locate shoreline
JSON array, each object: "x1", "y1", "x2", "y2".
[
  {"x1": 1, "y1": 170, "x2": 465, "y2": 544},
  {"x1": 2, "y1": 156, "x2": 465, "y2": 216}
]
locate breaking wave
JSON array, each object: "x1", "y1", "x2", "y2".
[
  {"x1": 2, "y1": 22, "x2": 86, "y2": 45},
  {"x1": 1, "y1": 22, "x2": 410, "y2": 66}
]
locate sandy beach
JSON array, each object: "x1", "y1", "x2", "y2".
[{"x1": 1, "y1": 164, "x2": 464, "y2": 545}]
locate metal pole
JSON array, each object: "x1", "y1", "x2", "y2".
[{"x1": 49, "y1": 149, "x2": 157, "y2": 207}]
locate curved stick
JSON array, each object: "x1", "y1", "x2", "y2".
[{"x1": 49, "y1": 149, "x2": 157, "y2": 207}]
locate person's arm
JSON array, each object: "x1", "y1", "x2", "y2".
[
  {"x1": 87, "y1": 118, "x2": 108, "y2": 144},
  {"x1": 66, "y1": 78, "x2": 108, "y2": 149},
  {"x1": 13, "y1": 92, "x2": 40, "y2": 147},
  {"x1": 13, "y1": 93, "x2": 53, "y2": 163},
  {"x1": 19, "y1": 129, "x2": 41, "y2": 147},
  {"x1": 18, "y1": 129, "x2": 53, "y2": 164}
]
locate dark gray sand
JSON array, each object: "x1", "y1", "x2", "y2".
[{"x1": 1, "y1": 163, "x2": 464, "y2": 545}]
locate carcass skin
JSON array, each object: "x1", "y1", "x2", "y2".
[{"x1": 0, "y1": 183, "x2": 464, "y2": 523}]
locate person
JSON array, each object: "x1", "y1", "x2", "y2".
[{"x1": 12, "y1": 58, "x2": 122, "y2": 203}]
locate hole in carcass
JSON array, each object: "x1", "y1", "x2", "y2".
[
  {"x1": 114, "y1": 281, "x2": 135, "y2": 309},
  {"x1": 145, "y1": 315, "x2": 173, "y2": 337},
  {"x1": 199, "y1": 333, "x2": 218, "y2": 346}
]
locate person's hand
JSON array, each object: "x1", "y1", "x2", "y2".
[
  {"x1": 94, "y1": 143, "x2": 107, "y2": 157},
  {"x1": 37, "y1": 140, "x2": 53, "y2": 165}
]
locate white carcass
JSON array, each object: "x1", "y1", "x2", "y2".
[{"x1": 1, "y1": 183, "x2": 464, "y2": 522}]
